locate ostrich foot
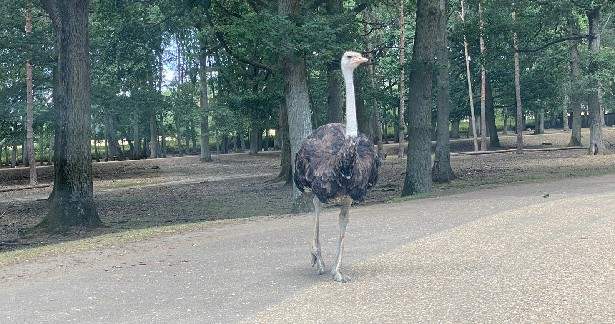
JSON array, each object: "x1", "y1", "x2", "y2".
[
  {"x1": 331, "y1": 270, "x2": 351, "y2": 283},
  {"x1": 310, "y1": 250, "x2": 326, "y2": 275}
]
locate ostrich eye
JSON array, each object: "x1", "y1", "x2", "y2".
[{"x1": 346, "y1": 55, "x2": 352, "y2": 59}]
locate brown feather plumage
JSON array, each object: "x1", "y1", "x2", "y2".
[{"x1": 294, "y1": 123, "x2": 380, "y2": 203}]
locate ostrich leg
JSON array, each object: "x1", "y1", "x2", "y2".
[
  {"x1": 311, "y1": 196, "x2": 326, "y2": 274},
  {"x1": 331, "y1": 197, "x2": 352, "y2": 282}
]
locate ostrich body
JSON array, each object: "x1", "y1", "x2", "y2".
[{"x1": 294, "y1": 51, "x2": 380, "y2": 282}]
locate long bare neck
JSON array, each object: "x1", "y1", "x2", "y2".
[{"x1": 342, "y1": 69, "x2": 358, "y2": 138}]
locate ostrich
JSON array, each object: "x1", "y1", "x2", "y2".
[{"x1": 294, "y1": 51, "x2": 380, "y2": 282}]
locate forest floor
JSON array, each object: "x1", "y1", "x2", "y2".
[{"x1": 1, "y1": 128, "x2": 615, "y2": 254}]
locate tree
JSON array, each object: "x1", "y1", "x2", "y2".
[
  {"x1": 512, "y1": 5, "x2": 524, "y2": 153},
  {"x1": 199, "y1": 35, "x2": 212, "y2": 162},
  {"x1": 432, "y1": 0, "x2": 454, "y2": 183},
  {"x1": 25, "y1": 0, "x2": 37, "y2": 185},
  {"x1": 38, "y1": 0, "x2": 102, "y2": 231},
  {"x1": 587, "y1": 5, "x2": 605, "y2": 155},
  {"x1": 403, "y1": 0, "x2": 438, "y2": 196},
  {"x1": 279, "y1": 0, "x2": 313, "y2": 207},
  {"x1": 478, "y1": 0, "x2": 488, "y2": 150},
  {"x1": 397, "y1": 0, "x2": 407, "y2": 159},
  {"x1": 460, "y1": 0, "x2": 479, "y2": 152}
]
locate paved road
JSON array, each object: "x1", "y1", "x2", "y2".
[{"x1": 2, "y1": 175, "x2": 615, "y2": 323}]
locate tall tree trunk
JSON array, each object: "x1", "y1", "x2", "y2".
[
  {"x1": 249, "y1": 126, "x2": 260, "y2": 155},
  {"x1": 397, "y1": 0, "x2": 407, "y2": 158},
  {"x1": 276, "y1": 102, "x2": 292, "y2": 183},
  {"x1": 485, "y1": 75, "x2": 500, "y2": 147},
  {"x1": 279, "y1": 0, "x2": 314, "y2": 208},
  {"x1": 11, "y1": 144, "x2": 17, "y2": 168},
  {"x1": 148, "y1": 112, "x2": 158, "y2": 159},
  {"x1": 131, "y1": 112, "x2": 140, "y2": 159},
  {"x1": 563, "y1": 103, "x2": 570, "y2": 131},
  {"x1": 402, "y1": 0, "x2": 438, "y2": 196},
  {"x1": 39, "y1": 0, "x2": 101, "y2": 231},
  {"x1": 325, "y1": 0, "x2": 343, "y2": 124},
  {"x1": 450, "y1": 119, "x2": 460, "y2": 138},
  {"x1": 512, "y1": 8, "x2": 524, "y2": 153},
  {"x1": 535, "y1": 108, "x2": 545, "y2": 134},
  {"x1": 199, "y1": 38, "x2": 212, "y2": 162},
  {"x1": 159, "y1": 114, "x2": 166, "y2": 157},
  {"x1": 460, "y1": 0, "x2": 479, "y2": 152},
  {"x1": 356, "y1": 80, "x2": 373, "y2": 139},
  {"x1": 363, "y1": 8, "x2": 384, "y2": 155},
  {"x1": 432, "y1": 0, "x2": 454, "y2": 183},
  {"x1": 326, "y1": 67, "x2": 343, "y2": 124},
  {"x1": 104, "y1": 111, "x2": 121, "y2": 158},
  {"x1": 478, "y1": 0, "x2": 488, "y2": 151},
  {"x1": 25, "y1": 0, "x2": 37, "y2": 185},
  {"x1": 587, "y1": 6, "x2": 605, "y2": 155}
]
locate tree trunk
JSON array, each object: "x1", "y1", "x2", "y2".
[
  {"x1": 175, "y1": 117, "x2": 183, "y2": 155},
  {"x1": 450, "y1": 119, "x2": 460, "y2": 138},
  {"x1": 25, "y1": 1, "x2": 37, "y2": 185},
  {"x1": 199, "y1": 37, "x2": 212, "y2": 162},
  {"x1": 249, "y1": 126, "x2": 260, "y2": 155},
  {"x1": 460, "y1": 0, "x2": 479, "y2": 152},
  {"x1": 397, "y1": 0, "x2": 407, "y2": 158},
  {"x1": 563, "y1": 106, "x2": 570, "y2": 131},
  {"x1": 39, "y1": 0, "x2": 101, "y2": 231},
  {"x1": 131, "y1": 112, "x2": 140, "y2": 159},
  {"x1": 478, "y1": 0, "x2": 488, "y2": 151},
  {"x1": 104, "y1": 111, "x2": 121, "y2": 158},
  {"x1": 512, "y1": 9, "x2": 523, "y2": 153},
  {"x1": 432, "y1": 0, "x2": 454, "y2": 183},
  {"x1": 159, "y1": 114, "x2": 166, "y2": 157},
  {"x1": 485, "y1": 75, "x2": 500, "y2": 147},
  {"x1": 11, "y1": 144, "x2": 17, "y2": 168},
  {"x1": 535, "y1": 108, "x2": 545, "y2": 134},
  {"x1": 148, "y1": 112, "x2": 158, "y2": 159},
  {"x1": 587, "y1": 7, "x2": 605, "y2": 155},
  {"x1": 276, "y1": 102, "x2": 292, "y2": 184},
  {"x1": 279, "y1": 0, "x2": 314, "y2": 208},
  {"x1": 402, "y1": 0, "x2": 438, "y2": 196},
  {"x1": 325, "y1": 0, "x2": 343, "y2": 126},
  {"x1": 356, "y1": 81, "x2": 373, "y2": 139}
]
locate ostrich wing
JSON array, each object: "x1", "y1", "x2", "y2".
[{"x1": 347, "y1": 134, "x2": 380, "y2": 202}]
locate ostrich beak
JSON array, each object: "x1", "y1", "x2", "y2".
[{"x1": 354, "y1": 56, "x2": 369, "y2": 65}]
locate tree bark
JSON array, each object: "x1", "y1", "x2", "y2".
[
  {"x1": 402, "y1": 0, "x2": 438, "y2": 196},
  {"x1": 587, "y1": 6, "x2": 605, "y2": 155},
  {"x1": 478, "y1": 0, "x2": 488, "y2": 151},
  {"x1": 279, "y1": 0, "x2": 314, "y2": 208},
  {"x1": 148, "y1": 112, "x2": 158, "y2": 159},
  {"x1": 276, "y1": 102, "x2": 292, "y2": 183},
  {"x1": 325, "y1": 0, "x2": 343, "y2": 124},
  {"x1": 485, "y1": 75, "x2": 500, "y2": 147},
  {"x1": 11, "y1": 144, "x2": 17, "y2": 168},
  {"x1": 432, "y1": 0, "x2": 454, "y2": 183},
  {"x1": 397, "y1": 0, "x2": 407, "y2": 158},
  {"x1": 39, "y1": 0, "x2": 101, "y2": 231},
  {"x1": 460, "y1": 0, "x2": 479, "y2": 152},
  {"x1": 131, "y1": 112, "x2": 140, "y2": 159},
  {"x1": 199, "y1": 37, "x2": 212, "y2": 162},
  {"x1": 512, "y1": 8, "x2": 524, "y2": 153},
  {"x1": 535, "y1": 108, "x2": 545, "y2": 134},
  {"x1": 104, "y1": 111, "x2": 121, "y2": 158},
  {"x1": 450, "y1": 119, "x2": 460, "y2": 138},
  {"x1": 363, "y1": 8, "x2": 384, "y2": 155},
  {"x1": 249, "y1": 126, "x2": 261, "y2": 155},
  {"x1": 25, "y1": 0, "x2": 37, "y2": 185}
]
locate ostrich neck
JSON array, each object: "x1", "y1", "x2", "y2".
[{"x1": 342, "y1": 69, "x2": 358, "y2": 138}]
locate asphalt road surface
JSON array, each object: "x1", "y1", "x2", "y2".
[{"x1": 2, "y1": 175, "x2": 615, "y2": 323}]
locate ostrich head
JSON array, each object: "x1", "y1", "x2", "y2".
[{"x1": 340, "y1": 51, "x2": 368, "y2": 73}]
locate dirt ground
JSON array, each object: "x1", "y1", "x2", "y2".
[{"x1": 2, "y1": 128, "x2": 615, "y2": 251}]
